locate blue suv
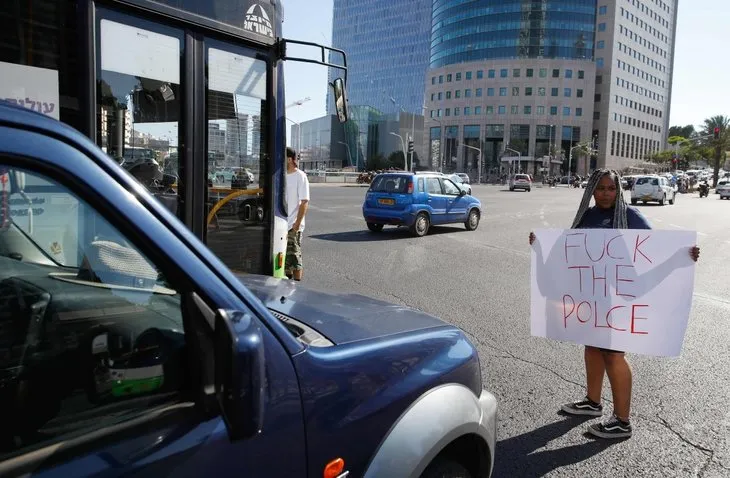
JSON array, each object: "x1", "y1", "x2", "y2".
[{"x1": 362, "y1": 172, "x2": 482, "y2": 237}]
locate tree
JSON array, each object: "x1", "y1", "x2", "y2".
[
  {"x1": 365, "y1": 153, "x2": 388, "y2": 171},
  {"x1": 668, "y1": 125, "x2": 695, "y2": 139},
  {"x1": 700, "y1": 115, "x2": 730, "y2": 185},
  {"x1": 387, "y1": 150, "x2": 408, "y2": 170}
]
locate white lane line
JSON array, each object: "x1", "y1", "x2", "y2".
[{"x1": 668, "y1": 223, "x2": 682, "y2": 228}]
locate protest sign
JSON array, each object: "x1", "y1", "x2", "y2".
[{"x1": 530, "y1": 228, "x2": 697, "y2": 357}]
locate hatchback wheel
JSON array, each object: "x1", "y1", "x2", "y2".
[
  {"x1": 465, "y1": 209, "x2": 480, "y2": 231},
  {"x1": 411, "y1": 212, "x2": 430, "y2": 237},
  {"x1": 367, "y1": 222, "x2": 384, "y2": 232}
]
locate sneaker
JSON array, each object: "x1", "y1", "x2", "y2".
[
  {"x1": 588, "y1": 415, "x2": 632, "y2": 439},
  {"x1": 560, "y1": 397, "x2": 603, "y2": 417}
]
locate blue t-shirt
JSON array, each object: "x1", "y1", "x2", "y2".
[{"x1": 577, "y1": 206, "x2": 651, "y2": 229}]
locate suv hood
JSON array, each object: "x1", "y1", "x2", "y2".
[{"x1": 236, "y1": 274, "x2": 446, "y2": 345}]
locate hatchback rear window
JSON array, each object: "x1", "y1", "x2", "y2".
[
  {"x1": 370, "y1": 175, "x2": 412, "y2": 193},
  {"x1": 636, "y1": 177, "x2": 658, "y2": 185},
  {"x1": 515, "y1": 175, "x2": 530, "y2": 180}
]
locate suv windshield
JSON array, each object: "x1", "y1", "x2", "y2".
[
  {"x1": 636, "y1": 177, "x2": 658, "y2": 185},
  {"x1": 370, "y1": 175, "x2": 411, "y2": 193},
  {"x1": 515, "y1": 175, "x2": 530, "y2": 180}
]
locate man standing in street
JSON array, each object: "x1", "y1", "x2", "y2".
[{"x1": 285, "y1": 147, "x2": 310, "y2": 281}]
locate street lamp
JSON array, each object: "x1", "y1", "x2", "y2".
[
  {"x1": 568, "y1": 143, "x2": 584, "y2": 179},
  {"x1": 389, "y1": 132, "x2": 408, "y2": 170},
  {"x1": 462, "y1": 144, "x2": 482, "y2": 184},
  {"x1": 504, "y1": 147, "x2": 521, "y2": 175},
  {"x1": 286, "y1": 96, "x2": 311, "y2": 153},
  {"x1": 338, "y1": 141, "x2": 353, "y2": 169}
]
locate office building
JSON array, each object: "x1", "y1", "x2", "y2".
[
  {"x1": 327, "y1": 0, "x2": 432, "y2": 116},
  {"x1": 423, "y1": 0, "x2": 678, "y2": 178}
]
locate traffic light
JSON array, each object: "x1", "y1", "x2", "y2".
[
  {"x1": 408, "y1": 140, "x2": 414, "y2": 154},
  {"x1": 714, "y1": 127, "x2": 721, "y2": 140}
]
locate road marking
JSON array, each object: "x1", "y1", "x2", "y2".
[{"x1": 669, "y1": 223, "x2": 682, "y2": 228}]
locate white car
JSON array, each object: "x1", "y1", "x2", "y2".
[
  {"x1": 509, "y1": 174, "x2": 532, "y2": 192},
  {"x1": 717, "y1": 181, "x2": 730, "y2": 199},
  {"x1": 449, "y1": 174, "x2": 472, "y2": 195},
  {"x1": 631, "y1": 175, "x2": 676, "y2": 205},
  {"x1": 715, "y1": 178, "x2": 730, "y2": 195}
]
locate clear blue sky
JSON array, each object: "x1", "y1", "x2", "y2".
[{"x1": 282, "y1": 0, "x2": 729, "y2": 141}]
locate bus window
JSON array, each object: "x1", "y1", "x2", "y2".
[
  {"x1": 96, "y1": 16, "x2": 183, "y2": 217},
  {"x1": 205, "y1": 44, "x2": 269, "y2": 274}
]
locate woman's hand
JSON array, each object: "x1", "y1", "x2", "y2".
[
  {"x1": 529, "y1": 232, "x2": 536, "y2": 245},
  {"x1": 690, "y1": 245, "x2": 700, "y2": 262}
]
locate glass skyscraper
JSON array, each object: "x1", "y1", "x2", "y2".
[{"x1": 327, "y1": 0, "x2": 432, "y2": 115}]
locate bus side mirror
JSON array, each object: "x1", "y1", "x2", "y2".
[{"x1": 331, "y1": 78, "x2": 348, "y2": 123}]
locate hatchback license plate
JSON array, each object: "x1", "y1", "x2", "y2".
[{"x1": 378, "y1": 198, "x2": 395, "y2": 205}]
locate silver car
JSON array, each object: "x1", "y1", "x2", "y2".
[{"x1": 449, "y1": 174, "x2": 472, "y2": 195}]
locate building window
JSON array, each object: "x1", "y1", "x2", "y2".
[
  {"x1": 475, "y1": 106, "x2": 482, "y2": 115},
  {"x1": 564, "y1": 88, "x2": 572, "y2": 97},
  {"x1": 430, "y1": 110, "x2": 435, "y2": 118},
  {"x1": 439, "y1": 75, "x2": 443, "y2": 84},
  {"x1": 445, "y1": 108, "x2": 451, "y2": 116},
  {"x1": 500, "y1": 69, "x2": 508, "y2": 78},
  {"x1": 552, "y1": 69, "x2": 560, "y2": 78},
  {"x1": 578, "y1": 70, "x2": 585, "y2": 79},
  {"x1": 550, "y1": 106, "x2": 558, "y2": 116},
  {"x1": 527, "y1": 68, "x2": 534, "y2": 77},
  {"x1": 476, "y1": 88, "x2": 482, "y2": 97},
  {"x1": 596, "y1": 75, "x2": 602, "y2": 84},
  {"x1": 477, "y1": 70, "x2": 483, "y2": 79},
  {"x1": 499, "y1": 87, "x2": 507, "y2": 96},
  {"x1": 464, "y1": 107, "x2": 471, "y2": 115},
  {"x1": 454, "y1": 107, "x2": 460, "y2": 116},
  {"x1": 513, "y1": 68, "x2": 520, "y2": 77},
  {"x1": 445, "y1": 91, "x2": 451, "y2": 99},
  {"x1": 576, "y1": 108, "x2": 583, "y2": 117},
  {"x1": 593, "y1": 111, "x2": 601, "y2": 120},
  {"x1": 594, "y1": 93, "x2": 601, "y2": 102},
  {"x1": 524, "y1": 105, "x2": 532, "y2": 115},
  {"x1": 488, "y1": 69, "x2": 495, "y2": 78},
  {"x1": 456, "y1": 72, "x2": 462, "y2": 81},
  {"x1": 498, "y1": 106, "x2": 506, "y2": 114},
  {"x1": 486, "y1": 106, "x2": 494, "y2": 115},
  {"x1": 488, "y1": 88, "x2": 495, "y2": 96},
  {"x1": 432, "y1": 77, "x2": 436, "y2": 85},
  {"x1": 511, "y1": 105, "x2": 519, "y2": 114},
  {"x1": 551, "y1": 88, "x2": 558, "y2": 97},
  {"x1": 565, "y1": 69, "x2": 573, "y2": 78},
  {"x1": 539, "y1": 68, "x2": 547, "y2": 78},
  {"x1": 599, "y1": 5, "x2": 607, "y2": 14},
  {"x1": 538, "y1": 87, "x2": 546, "y2": 96},
  {"x1": 512, "y1": 86, "x2": 519, "y2": 96},
  {"x1": 597, "y1": 58, "x2": 604, "y2": 68},
  {"x1": 455, "y1": 90, "x2": 461, "y2": 98},
  {"x1": 537, "y1": 106, "x2": 545, "y2": 115},
  {"x1": 465, "y1": 89, "x2": 471, "y2": 98},
  {"x1": 577, "y1": 89, "x2": 584, "y2": 98},
  {"x1": 597, "y1": 40, "x2": 605, "y2": 49},
  {"x1": 598, "y1": 22, "x2": 606, "y2": 31},
  {"x1": 466, "y1": 71, "x2": 472, "y2": 80},
  {"x1": 430, "y1": 93, "x2": 435, "y2": 101},
  {"x1": 525, "y1": 87, "x2": 533, "y2": 96},
  {"x1": 563, "y1": 107, "x2": 570, "y2": 116}
]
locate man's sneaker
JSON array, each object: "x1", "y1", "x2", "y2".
[
  {"x1": 560, "y1": 398, "x2": 603, "y2": 417},
  {"x1": 588, "y1": 415, "x2": 632, "y2": 439}
]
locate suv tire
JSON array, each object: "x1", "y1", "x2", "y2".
[
  {"x1": 465, "y1": 209, "x2": 480, "y2": 231},
  {"x1": 367, "y1": 223, "x2": 384, "y2": 232},
  {"x1": 411, "y1": 212, "x2": 430, "y2": 237},
  {"x1": 420, "y1": 459, "x2": 472, "y2": 478}
]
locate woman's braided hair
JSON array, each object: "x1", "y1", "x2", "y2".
[{"x1": 570, "y1": 169, "x2": 628, "y2": 229}]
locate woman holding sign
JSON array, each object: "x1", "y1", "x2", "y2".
[{"x1": 529, "y1": 169, "x2": 700, "y2": 439}]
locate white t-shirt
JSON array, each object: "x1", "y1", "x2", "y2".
[{"x1": 286, "y1": 169, "x2": 310, "y2": 231}]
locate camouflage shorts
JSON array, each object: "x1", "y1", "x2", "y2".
[{"x1": 285, "y1": 229, "x2": 303, "y2": 273}]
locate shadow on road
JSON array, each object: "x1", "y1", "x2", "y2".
[
  {"x1": 309, "y1": 226, "x2": 465, "y2": 242},
  {"x1": 493, "y1": 415, "x2": 621, "y2": 477}
]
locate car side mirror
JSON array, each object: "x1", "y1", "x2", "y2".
[
  {"x1": 459, "y1": 189, "x2": 466, "y2": 196},
  {"x1": 331, "y1": 78, "x2": 348, "y2": 123},
  {"x1": 215, "y1": 309, "x2": 265, "y2": 441}
]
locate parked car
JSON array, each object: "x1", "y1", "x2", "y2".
[
  {"x1": 0, "y1": 103, "x2": 496, "y2": 477},
  {"x1": 449, "y1": 173, "x2": 473, "y2": 195},
  {"x1": 363, "y1": 172, "x2": 482, "y2": 236},
  {"x1": 631, "y1": 175, "x2": 676, "y2": 205},
  {"x1": 509, "y1": 173, "x2": 532, "y2": 192},
  {"x1": 715, "y1": 178, "x2": 730, "y2": 195},
  {"x1": 717, "y1": 180, "x2": 730, "y2": 199}
]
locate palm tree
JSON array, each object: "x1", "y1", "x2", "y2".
[{"x1": 701, "y1": 115, "x2": 730, "y2": 185}]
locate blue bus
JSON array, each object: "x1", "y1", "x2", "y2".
[{"x1": 0, "y1": 0, "x2": 348, "y2": 278}]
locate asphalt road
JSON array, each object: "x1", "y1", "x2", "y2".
[{"x1": 301, "y1": 182, "x2": 730, "y2": 478}]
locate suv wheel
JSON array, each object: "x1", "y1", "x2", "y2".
[
  {"x1": 465, "y1": 209, "x2": 480, "y2": 231},
  {"x1": 411, "y1": 212, "x2": 430, "y2": 237},
  {"x1": 420, "y1": 459, "x2": 471, "y2": 478},
  {"x1": 366, "y1": 222, "x2": 384, "y2": 232},
  {"x1": 659, "y1": 194, "x2": 665, "y2": 206}
]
